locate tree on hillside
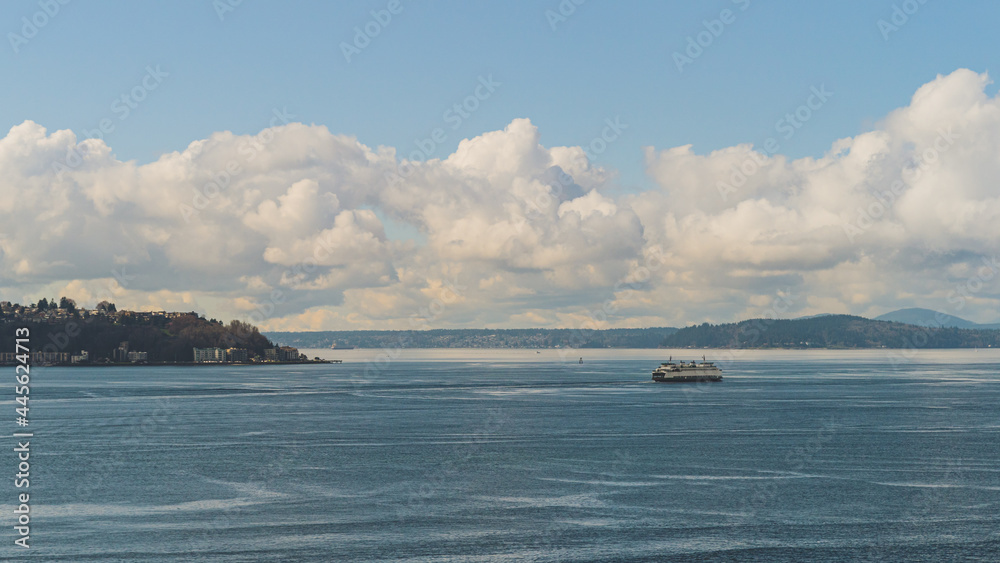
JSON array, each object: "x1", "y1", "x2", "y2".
[
  {"x1": 59, "y1": 296, "x2": 77, "y2": 312},
  {"x1": 224, "y1": 319, "x2": 272, "y2": 356},
  {"x1": 96, "y1": 301, "x2": 117, "y2": 314}
]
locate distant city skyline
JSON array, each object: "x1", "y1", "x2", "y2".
[{"x1": 2, "y1": 1, "x2": 1000, "y2": 330}]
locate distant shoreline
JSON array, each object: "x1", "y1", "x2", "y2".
[
  {"x1": 290, "y1": 345, "x2": 994, "y2": 350},
  {"x1": 265, "y1": 317, "x2": 1000, "y2": 350},
  {"x1": 2, "y1": 360, "x2": 337, "y2": 367}
]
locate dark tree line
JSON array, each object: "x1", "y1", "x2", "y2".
[
  {"x1": 17, "y1": 297, "x2": 75, "y2": 311},
  {"x1": 660, "y1": 315, "x2": 1000, "y2": 349},
  {"x1": 0, "y1": 311, "x2": 274, "y2": 362},
  {"x1": 265, "y1": 327, "x2": 681, "y2": 349}
]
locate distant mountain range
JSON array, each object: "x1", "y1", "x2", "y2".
[
  {"x1": 265, "y1": 327, "x2": 679, "y2": 349},
  {"x1": 661, "y1": 314, "x2": 1000, "y2": 349},
  {"x1": 266, "y1": 309, "x2": 1000, "y2": 349},
  {"x1": 874, "y1": 307, "x2": 1000, "y2": 329}
]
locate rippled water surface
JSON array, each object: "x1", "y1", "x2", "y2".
[{"x1": 3, "y1": 349, "x2": 1000, "y2": 561}]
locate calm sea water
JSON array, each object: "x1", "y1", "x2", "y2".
[{"x1": 3, "y1": 349, "x2": 999, "y2": 562}]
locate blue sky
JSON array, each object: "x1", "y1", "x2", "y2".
[
  {"x1": 3, "y1": 0, "x2": 996, "y2": 185},
  {"x1": 3, "y1": 1, "x2": 1000, "y2": 329}
]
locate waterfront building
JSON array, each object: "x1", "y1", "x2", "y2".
[
  {"x1": 0, "y1": 352, "x2": 70, "y2": 364},
  {"x1": 127, "y1": 351, "x2": 148, "y2": 362},
  {"x1": 226, "y1": 348, "x2": 249, "y2": 363},
  {"x1": 264, "y1": 346, "x2": 301, "y2": 362},
  {"x1": 113, "y1": 341, "x2": 130, "y2": 362},
  {"x1": 193, "y1": 347, "x2": 226, "y2": 363}
]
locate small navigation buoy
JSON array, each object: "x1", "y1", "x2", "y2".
[{"x1": 579, "y1": 357, "x2": 583, "y2": 364}]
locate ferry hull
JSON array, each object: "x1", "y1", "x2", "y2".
[
  {"x1": 651, "y1": 358, "x2": 723, "y2": 383},
  {"x1": 652, "y1": 373, "x2": 723, "y2": 383}
]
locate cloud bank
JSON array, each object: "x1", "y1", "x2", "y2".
[{"x1": 3, "y1": 69, "x2": 999, "y2": 330}]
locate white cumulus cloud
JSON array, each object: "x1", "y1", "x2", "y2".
[{"x1": 3, "y1": 69, "x2": 1000, "y2": 328}]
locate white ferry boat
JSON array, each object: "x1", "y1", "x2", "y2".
[{"x1": 652, "y1": 356, "x2": 723, "y2": 383}]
